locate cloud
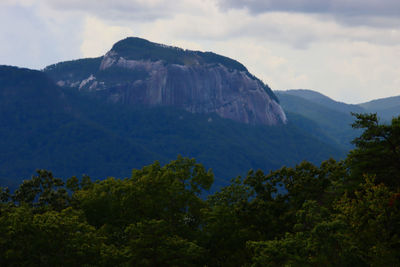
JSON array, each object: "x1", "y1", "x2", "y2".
[
  {"x1": 80, "y1": 16, "x2": 134, "y2": 58},
  {"x1": 142, "y1": 9, "x2": 400, "y2": 50},
  {"x1": 42, "y1": 0, "x2": 190, "y2": 21},
  {"x1": 1, "y1": 0, "x2": 35, "y2": 6},
  {"x1": 216, "y1": 0, "x2": 400, "y2": 28},
  {"x1": 0, "y1": 3, "x2": 83, "y2": 69},
  {"x1": 217, "y1": 0, "x2": 400, "y2": 17}
]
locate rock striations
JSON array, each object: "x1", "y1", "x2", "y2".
[{"x1": 45, "y1": 37, "x2": 287, "y2": 125}]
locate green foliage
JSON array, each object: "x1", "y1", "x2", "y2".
[
  {"x1": 111, "y1": 37, "x2": 248, "y2": 71},
  {"x1": 0, "y1": 205, "x2": 109, "y2": 266},
  {"x1": 125, "y1": 219, "x2": 205, "y2": 266},
  {"x1": 335, "y1": 175, "x2": 400, "y2": 265},
  {"x1": 203, "y1": 177, "x2": 255, "y2": 266},
  {"x1": 247, "y1": 175, "x2": 400, "y2": 266},
  {"x1": 348, "y1": 113, "x2": 400, "y2": 189},
  {"x1": 0, "y1": 115, "x2": 399, "y2": 266},
  {"x1": 0, "y1": 157, "x2": 212, "y2": 266},
  {"x1": 12, "y1": 170, "x2": 69, "y2": 211}
]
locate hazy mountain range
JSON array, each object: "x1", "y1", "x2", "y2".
[
  {"x1": 277, "y1": 89, "x2": 399, "y2": 122},
  {"x1": 0, "y1": 37, "x2": 398, "y2": 190},
  {"x1": 275, "y1": 89, "x2": 400, "y2": 150}
]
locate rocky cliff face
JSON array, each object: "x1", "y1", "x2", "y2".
[{"x1": 45, "y1": 37, "x2": 287, "y2": 125}]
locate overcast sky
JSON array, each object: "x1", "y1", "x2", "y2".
[{"x1": 1, "y1": 0, "x2": 399, "y2": 104}]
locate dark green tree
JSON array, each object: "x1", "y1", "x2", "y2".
[
  {"x1": 124, "y1": 219, "x2": 205, "y2": 266},
  {"x1": 74, "y1": 156, "x2": 213, "y2": 264},
  {"x1": 334, "y1": 175, "x2": 400, "y2": 266},
  {"x1": 12, "y1": 170, "x2": 69, "y2": 211},
  {"x1": 348, "y1": 113, "x2": 400, "y2": 189},
  {"x1": 0, "y1": 205, "x2": 112, "y2": 267}
]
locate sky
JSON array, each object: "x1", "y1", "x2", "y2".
[{"x1": 1, "y1": 0, "x2": 400, "y2": 104}]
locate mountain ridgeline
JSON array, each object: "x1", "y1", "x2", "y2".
[
  {"x1": 275, "y1": 89, "x2": 400, "y2": 150},
  {"x1": 3, "y1": 37, "x2": 397, "y2": 189},
  {"x1": 45, "y1": 37, "x2": 286, "y2": 126},
  {"x1": 0, "y1": 66, "x2": 345, "y2": 190},
  {"x1": 277, "y1": 89, "x2": 400, "y2": 123},
  {"x1": 0, "y1": 37, "x2": 348, "y2": 189}
]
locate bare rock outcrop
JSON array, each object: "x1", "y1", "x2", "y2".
[{"x1": 47, "y1": 37, "x2": 287, "y2": 125}]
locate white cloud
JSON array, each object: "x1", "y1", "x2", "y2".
[{"x1": 80, "y1": 16, "x2": 134, "y2": 58}]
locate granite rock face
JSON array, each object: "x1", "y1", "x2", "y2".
[{"x1": 47, "y1": 37, "x2": 287, "y2": 125}]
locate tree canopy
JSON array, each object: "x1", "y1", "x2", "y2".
[{"x1": 0, "y1": 114, "x2": 399, "y2": 266}]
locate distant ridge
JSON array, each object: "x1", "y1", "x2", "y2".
[
  {"x1": 277, "y1": 89, "x2": 399, "y2": 122},
  {"x1": 359, "y1": 95, "x2": 400, "y2": 109},
  {"x1": 359, "y1": 95, "x2": 400, "y2": 121},
  {"x1": 275, "y1": 89, "x2": 400, "y2": 150},
  {"x1": 276, "y1": 89, "x2": 364, "y2": 115}
]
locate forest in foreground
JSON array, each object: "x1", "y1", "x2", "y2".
[{"x1": 0, "y1": 113, "x2": 399, "y2": 266}]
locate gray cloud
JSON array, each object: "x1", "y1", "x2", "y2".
[
  {"x1": 43, "y1": 0, "x2": 182, "y2": 22},
  {"x1": 217, "y1": 0, "x2": 400, "y2": 16},
  {"x1": 42, "y1": 0, "x2": 400, "y2": 29},
  {"x1": 217, "y1": 0, "x2": 400, "y2": 28}
]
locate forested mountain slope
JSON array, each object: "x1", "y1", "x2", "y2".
[
  {"x1": 275, "y1": 91, "x2": 360, "y2": 150},
  {"x1": 359, "y1": 95, "x2": 400, "y2": 122},
  {"x1": 275, "y1": 89, "x2": 400, "y2": 150},
  {"x1": 0, "y1": 66, "x2": 344, "y2": 189}
]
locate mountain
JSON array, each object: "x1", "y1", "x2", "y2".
[
  {"x1": 275, "y1": 90, "x2": 361, "y2": 150},
  {"x1": 275, "y1": 89, "x2": 400, "y2": 150},
  {"x1": 0, "y1": 65, "x2": 162, "y2": 189},
  {"x1": 278, "y1": 89, "x2": 364, "y2": 114},
  {"x1": 278, "y1": 89, "x2": 400, "y2": 122},
  {"x1": 359, "y1": 95, "x2": 400, "y2": 122},
  {"x1": 44, "y1": 37, "x2": 286, "y2": 126},
  {"x1": 0, "y1": 41, "x2": 346, "y2": 190}
]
